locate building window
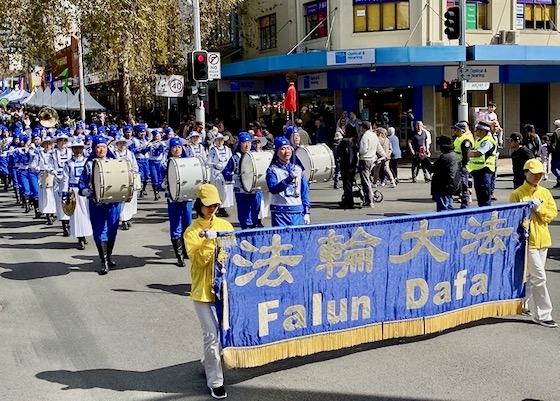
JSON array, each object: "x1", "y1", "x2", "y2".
[
  {"x1": 305, "y1": 1, "x2": 328, "y2": 40},
  {"x1": 353, "y1": 1, "x2": 409, "y2": 33},
  {"x1": 259, "y1": 14, "x2": 277, "y2": 50},
  {"x1": 522, "y1": 2, "x2": 555, "y2": 30},
  {"x1": 465, "y1": 1, "x2": 488, "y2": 30}
]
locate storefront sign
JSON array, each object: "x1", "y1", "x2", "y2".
[
  {"x1": 516, "y1": 4, "x2": 524, "y2": 30},
  {"x1": 444, "y1": 65, "x2": 499, "y2": 83},
  {"x1": 466, "y1": 4, "x2": 477, "y2": 30},
  {"x1": 327, "y1": 49, "x2": 374, "y2": 66},
  {"x1": 297, "y1": 72, "x2": 328, "y2": 91},
  {"x1": 466, "y1": 82, "x2": 490, "y2": 91},
  {"x1": 51, "y1": 37, "x2": 78, "y2": 79},
  {"x1": 305, "y1": 0, "x2": 327, "y2": 15},
  {"x1": 218, "y1": 80, "x2": 265, "y2": 92}
]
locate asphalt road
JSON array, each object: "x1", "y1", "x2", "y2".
[{"x1": 1, "y1": 160, "x2": 560, "y2": 401}]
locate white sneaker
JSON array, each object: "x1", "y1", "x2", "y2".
[{"x1": 391, "y1": 182, "x2": 396, "y2": 188}]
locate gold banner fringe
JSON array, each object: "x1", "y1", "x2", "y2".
[{"x1": 223, "y1": 300, "x2": 522, "y2": 369}]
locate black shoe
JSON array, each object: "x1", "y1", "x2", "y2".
[
  {"x1": 210, "y1": 386, "x2": 227, "y2": 399},
  {"x1": 126, "y1": 221, "x2": 132, "y2": 229},
  {"x1": 107, "y1": 240, "x2": 117, "y2": 267},
  {"x1": 62, "y1": 221, "x2": 70, "y2": 237},
  {"x1": 78, "y1": 240, "x2": 85, "y2": 250},
  {"x1": 172, "y1": 238, "x2": 185, "y2": 267},
  {"x1": 491, "y1": 195, "x2": 498, "y2": 201},
  {"x1": 338, "y1": 201, "x2": 354, "y2": 209},
  {"x1": 46, "y1": 214, "x2": 55, "y2": 225},
  {"x1": 96, "y1": 242, "x2": 110, "y2": 275},
  {"x1": 98, "y1": 261, "x2": 109, "y2": 275},
  {"x1": 121, "y1": 221, "x2": 129, "y2": 230}
]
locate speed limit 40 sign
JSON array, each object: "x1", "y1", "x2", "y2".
[{"x1": 155, "y1": 74, "x2": 185, "y2": 97}]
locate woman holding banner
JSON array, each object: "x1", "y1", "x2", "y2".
[{"x1": 184, "y1": 183, "x2": 233, "y2": 400}]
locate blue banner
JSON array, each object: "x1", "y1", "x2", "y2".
[{"x1": 215, "y1": 203, "x2": 531, "y2": 368}]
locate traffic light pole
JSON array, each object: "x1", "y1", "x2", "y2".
[
  {"x1": 193, "y1": 0, "x2": 205, "y2": 126},
  {"x1": 458, "y1": 0, "x2": 468, "y2": 122}
]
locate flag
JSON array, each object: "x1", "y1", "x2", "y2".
[{"x1": 56, "y1": 68, "x2": 69, "y2": 79}]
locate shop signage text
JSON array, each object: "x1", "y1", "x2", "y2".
[
  {"x1": 218, "y1": 80, "x2": 265, "y2": 92},
  {"x1": 297, "y1": 72, "x2": 328, "y2": 91},
  {"x1": 444, "y1": 65, "x2": 499, "y2": 83},
  {"x1": 327, "y1": 49, "x2": 374, "y2": 66}
]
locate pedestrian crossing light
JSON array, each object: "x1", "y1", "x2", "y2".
[
  {"x1": 191, "y1": 50, "x2": 209, "y2": 82},
  {"x1": 441, "y1": 81, "x2": 450, "y2": 98},
  {"x1": 444, "y1": 6, "x2": 461, "y2": 40}
]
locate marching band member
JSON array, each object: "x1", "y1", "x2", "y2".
[
  {"x1": 132, "y1": 124, "x2": 150, "y2": 198},
  {"x1": 0, "y1": 124, "x2": 11, "y2": 191},
  {"x1": 8, "y1": 133, "x2": 21, "y2": 205},
  {"x1": 61, "y1": 137, "x2": 93, "y2": 250},
  {"x1": 14, "y1": 133, "x2": 33, "y2": 213},
  {"x1": 185, "y1": 131, "x2": 207, "y2": 161},
  {"x1": 222, "y1": 132, "x2": 261, "y2": 229},
  {"x1": 113, "y1": 134, "x2": 139, "y2": 230},
  {"x1": 28, "y1": 130, "x2": 42, "y2": 218},
  {"x1": 32, "y1": 135, "x2": 57, "y2": 225},
  {"x1": 252, "y1": 135, "x2": 268, "y2": 227},
  {"x1": 83, "y1": 134, "x2": 93, "y2": 158},
  {"x1": 207, "y1": 132, "x2": 233, "y2": 217},
  {"x1": 183, "y1": 183, "x2": 233, "y2": 400},
  {"x1": 147, "y1": 129, "x2": 166, "y2": 200},
  {"x1": 162, "y1": 136, "x2": 192, "y2": 267},
  {"x1": 79, "y1": 135, "x2": 123, "y2": 275},
  {"x1": 266, "y1": 136, "x2": 311, "y2": 227},
  {"x1": 51, "y1": 131, "x2": 73, "y2": 236}
]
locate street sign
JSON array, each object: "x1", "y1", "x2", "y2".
[
  {"x1": 207, "y1": 52, "x2": 221, "y2": 80},
  {"x1": 445, "y1": 66, "x2": 499, "y2": 83},
  {"x1": 457, "y1": 67, "x2": 472, "y2": 81},
  {"x1": 466, "y1": 82, "x2": 490, "y2": 91},
  {"x1": 155, "y1": 74, "x2": 185, "y2": 97}
]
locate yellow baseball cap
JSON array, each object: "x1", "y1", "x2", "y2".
[
  {"x1": 196, "y1": 183, "x2": 221, "y2": 206},
  {"x1": 523, "y1": 159, "x2": 545, "y2": 174}
]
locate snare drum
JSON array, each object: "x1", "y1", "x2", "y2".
[
  {"x1": 92, "y1": 158, "x2": 134, "y2": 203},
  {"x1": 40, "y1": 172, "x2": 55, "y2": 188},
  {"x1": 167, "y1": 157, "x2": 207, "y2": 201},
  {"x1": 295, "y1": 144, "x2": 335, "y2": 183},
  {"x1": 133, "y1": 172, "x2": 142, "y2": 191},
  {"x1": 239, "y1": 151, "x2": 273, "y2": 193}
]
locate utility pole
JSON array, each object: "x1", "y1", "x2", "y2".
[
  {"x1": 193, "y1": 0, "x2": 205, "y2": 126},
  {"x1": 77, "y1": 35, "x2": 86, "y2": 122},
  {"x1": 458, "y1": 0, "x2": 468, "y2": 122}
]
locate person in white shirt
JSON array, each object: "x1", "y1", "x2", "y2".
[{"x1": 358, "y1": 121, "x2": 385, "y2": 208}]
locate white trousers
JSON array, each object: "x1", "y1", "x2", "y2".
[
  {"x1": 193, "y1": 301, "x2": 224, "y2": 389},
  {"x1": 525, "y1": 248, "x2": 554, "y2": 321}
]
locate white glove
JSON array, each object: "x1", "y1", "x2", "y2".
[
  {"x1": 161, "y1": 180, "x2": 168, "y2": 190},
  {"x1": 216, "y1": 162, "x2": 224, "y2": 170},
  {"x1": 201, "y1": 229, "x2": 217, "y2": 240},
  {"x1": 531, "y1": 199, "x2": 542, "y2": 212},
  {"x1": 303, "y1": 214, "x2": 310, "y2": 225},
  {"x1": 290, "y1": 168, "x2": 300, "y2": 179},
  {"x1": 82, "y1": 188, "x2": 92, "y2": 197}
]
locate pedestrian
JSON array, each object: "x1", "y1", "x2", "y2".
[
  {"x1": 509, "y1": 159, "x2": 558, "y2": 328},
  {"x1": 78, "y1": 135, "x2": 123, "y2": 275},
  {"x1": 509, "y1": 132, "x2": 534, "y2": 189},
  {"x1": 337, "y1": 125, "x2": 359, "y2": 209},
  {"x1": 372, "y1": 127, "x2": 396, "y2": 188},
  {"x1": 332, "y1": 124, "x2": 344, "y2": 189},
  {"x1": 184, "y1": 183, "x2": 233, "y2": 399},
  {"x1": 539, "y1": 134, "x2": 551, "y2": 181},
  {"x1": 548, "y1": 119, "x2": 560, "y2": 188},
  {"x1": 408, "y1": 121, "x2": 431, "y2": 183},
  {"x1": 521, "y1": 124, "x2": 542, "y2": 158},
  {"x1": 452, "y1": 122, "x2": 474, "y2": 208},
  {"x1": 420, "y1": 136, "x2": 461, "y2": 212},
  {"x1": 266, "y1": 136, "x2": 310, "y2": 226},
  {"x1": 467, "y1": 121, "x2": 497, "y2": 207},
  {"x1": 387, "y1": 127, "x2": 401, "y2": 183},
  {"x1": 294, "y1": 118, "x2": 311, "y2": 146},
  {"x1": 358, "y1": 121, "x2": 385, "y2": 208}
]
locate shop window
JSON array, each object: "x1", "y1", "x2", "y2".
[
  {"x1": 305, "y1": 1, "x2": 328, "y2": 40},
  {"x1": 523, "y1": 3, "x2": 555, "y2": 30},
  {"x1": 353, "y1": 1, "x2": 409, "y2": 33},
  {"x1": 446, "y1": 1, "x2": 488, "y2": 30},
  {"x1": 259, "y1": 14, "x2": 277, "y2": 51}
]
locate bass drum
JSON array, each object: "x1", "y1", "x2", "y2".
[
  {"x1": 167, "y1": 157, "x2": 207, "y2": 201},
  {"x1": 40, "y1": 172, "x2": 55, "y2": 188},
  {"x1": 239, "y1": 151, "x2": 273, "y2": 193},
  {"x1": 92, "y1": 159, "x2": 134, "y2": 204},
  {"x1": 296, "y1": 144, "x2": 335, "y2": 183}
]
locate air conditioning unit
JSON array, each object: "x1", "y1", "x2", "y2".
[
  {"x1": 499, "y1": 30, "x2": 519, "y2": 45},
  {"x1": 427, "y1": 40, "x2": 445, "y2": 46}
]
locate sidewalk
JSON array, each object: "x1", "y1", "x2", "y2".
[{"x1": 396, "y1": 156, "x2": 512, "y2": 180}]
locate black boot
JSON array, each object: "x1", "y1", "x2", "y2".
[
  {"x1": 62, "y1": 221, "x2": 70, "y2": 237},
  {"x1": 96, "y1": 242, "x2": 109, "y2": 275},
  {"x1": 181, "y1": 235, "x2": 189, "y2": 260},
  {"x1": 139, "y1": 182, "x2": 148, "y2": 198},
  {"x1": 106, "y1": 239, "x2": 117, "y2": 267},
  {"x1": 46, "y1": 214, "x2": 55, "y2": 225},
  {"x1": 33, "y1": 199, "x2": 41, "y2": 219},
  {"x1": 20, "y1": 192, "x2": 26, "y2": 208},
  {"x1": 219, "y1": 208, "x2": 229, "y2": 218},
  {"x1": 23, "y1": 196, "x2": 31, "y2": 213},
  {"x1": 152, "y1": 185, "x2": 160, "y2": 201},
  {"x1": 121, "y1": 220, "x2": 129, "y2": 230},
  {"x1": 78, "y1": 237, "x2": 86, "y2": 250},
  {"x1": 171, "y1": 238, "x2": 185, "y2": 267},
  {"x1": 1, "y1": 174, "x2": 7, "y2": 191},
  {"x1": 14, "y1": 189, "x2": 21, "y2": 205}
]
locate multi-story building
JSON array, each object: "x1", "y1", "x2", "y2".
[{"x1": 217, "y1": 0, "x2": 560, "y2": 150}]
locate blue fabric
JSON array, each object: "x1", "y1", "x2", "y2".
[
  {"x1": 167, "y1": 199, "x2": 193, "y2": 239},
  {"x1": 18, "y1": 169, "x2": 31, "y2": 196},
  {"x1": 137, "y1": 159, "x2": 150, "y2": 183},
  {"x1": 29, "y1": 171, "x2": 39, "y2": 200},
  {"x1": 271, "y1": 211, "x2": 304, "y2": 226},
  {"x1": 471, "y1": 169, "x2": 493, "y2": 207},
  {"x1": 149, "y1": 160, "x2": 163, "y2": 188},
  {"x1": 215, "y1": 203, "x2": 531, "y2": 351},
  {"x1": 0, "y1": 156, "x2": 8, "y2": 175},
  {"x1": 89, "y1": 200, "x2": 122, "y2": 242},
  {"x1": 235, "y1": 192, "x2": 260, "y2": 229},
  {"x1": 435, "y1": 194, "x2": 453, "y2": 212},
  {"x1": 9, "y1": 164, "x2": 19, "y2": 189}
]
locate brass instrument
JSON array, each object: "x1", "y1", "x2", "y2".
[{"x1": 38, "y1": 107, "x2": 60, "y2": 128}]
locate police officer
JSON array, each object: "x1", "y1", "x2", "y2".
[
  {"x1": 452, "y1": 122, "x2": 474, "y2": 209},
  {"x1": 467, "y1": 121, "x2": 497, "y2": 207}
]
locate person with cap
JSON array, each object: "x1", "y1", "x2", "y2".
[
  {"x1": 31, "y1": 135, "x2": 57, "y2": 224},
  {"x1": 509, "y1": 159, "x2": 558, "y2": 328},
  {"x1": 113, "y1": 134, "x2": 139, "y2": 229},
  {"x1": 0, "y1": 124, "x2": 12, "y2": 191},
  {"x1": 161, "y1": 136, "x2": 192, "y2": 267},
  {"x1": 78, "y1": 135, "x2": 123, "y2": 275},
  {"x1": 28, "y1": 130, "x2": 43, "y2": 218},
  {"x1": 207, "y1": 132, "x2": 233, "y2": 218},
  {"x1": 222, "y1": 132, "x2": 261, "y2": 229},
  {"x1": 83, "y1": 134, "x2": 93, "y2": 158},
  {"x1": 452, "y1": 122, "x2": 474, "y2": 208},
  {"x1": 467, "y1": 121, "x2": 497, "y2": 207},
  {"x1": 420, "y1": 135, "x2": 461, "y2": 212},
  {"x1": 61, "y1": 137, "x2": 93, "y2": 250},
  {"x1": 186, "y1": 131, "x2": 208, "y2": 161},
  {"x1": 50, "y1": 131, "x2": 73, "y2": 236},
  {"x1": 294, "y1": 118, "x2": 311, "y2": 146},
  {"x1": 251, "y1": 134, "x2": 269, "y2": 227},
  {"x1": 132, "y1": 123, "x2": 150, "y2": 198},
  {"x1": 7, "y1": 133, "x2": 21, "y2": 204},
  {"x1": 509, "y1": 132, "x2": 535, "y2": 189},
  {"x1": 183, "y1": 183, "x2": 233, "y2": 400},
  {"x1": 358, "y1": 121, "x2": 386, "y2": 208},
  {"x1": 266, "y1": 136, "x2": 310, "y2": 226},
  {"x1": 147, "y1": 130, "x2": 166, "y2": 201},
  {"x1": 14, "y1": 133, "x2": 33, "y2": 213}
]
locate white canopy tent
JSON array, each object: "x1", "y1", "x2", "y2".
[
  {"x1": 67, "y1": 87, "x2": 105, "y2": 111},
  {"x1": 5, "y1": 90, "x2": 30, "y2": 103},
  {"x1": 52, "y1": 89, "x2": 74, "y2": 110},
  {"x1": 22, "y1": 88, "x2": 43, "y2": 107}
]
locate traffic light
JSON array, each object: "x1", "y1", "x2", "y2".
[
  {"x1": 450, "y1": 80, "x2": 461, "y2": 96},
  {"x1": 444, "y1": 6, "x2": 461, "y2": 40},
  {"x1": 190, "y1": 50, "x2": 209, "y2": 82},
  {"x1": 441, "y1": 80, "x2": 450, "y2": 98}
]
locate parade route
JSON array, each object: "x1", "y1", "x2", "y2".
[{"x1": 1, "y1": 161, "x2": 560, "y2": 401}]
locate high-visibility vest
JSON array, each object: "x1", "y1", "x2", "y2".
[
  {"x1": 467, "y1": 134, "x2": 497, "y2": 173},
  {"x1": 453, "y1": 133, "x2": 473, "y2": 155}
]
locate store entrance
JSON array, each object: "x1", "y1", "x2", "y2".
[
  {"x1": 520, "y1": 83, "x2": 549, "y2": 135},
  {"x1": 357, "y1": 87, "x2": 414, "y2": 126}
]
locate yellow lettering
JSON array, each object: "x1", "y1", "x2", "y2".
[
  {"x1": 312, "y1": 293, "x2": 322, "y2": 326},
  {"x1": 407, "y1": 278, "x2": 428, "y2": 309},
  {"x1": 351, "y1": 296, "x2": 371, "y2": 321},
  {"x1": 470, "y1": 273, "x2": 488, "y2": 296},
  {"x1": 454, "y1": 269, "x2": 467, "y2": 300},
  {"x1": 283, "y1": 305, "x2": 306, "y2": 331},
  {"x1": 433, "y1": 282, "x2": 451, "y2": 305},
  {"x1": 327, "y1": 298, "x2": 348, "y2": 324},
  {"x1": 258, "y1": 300, "x2": 279, "y2": 337}
]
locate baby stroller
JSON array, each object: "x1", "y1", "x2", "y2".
[{"x1": 352, "y1": 181, "x2": 384, "y2": 204}]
